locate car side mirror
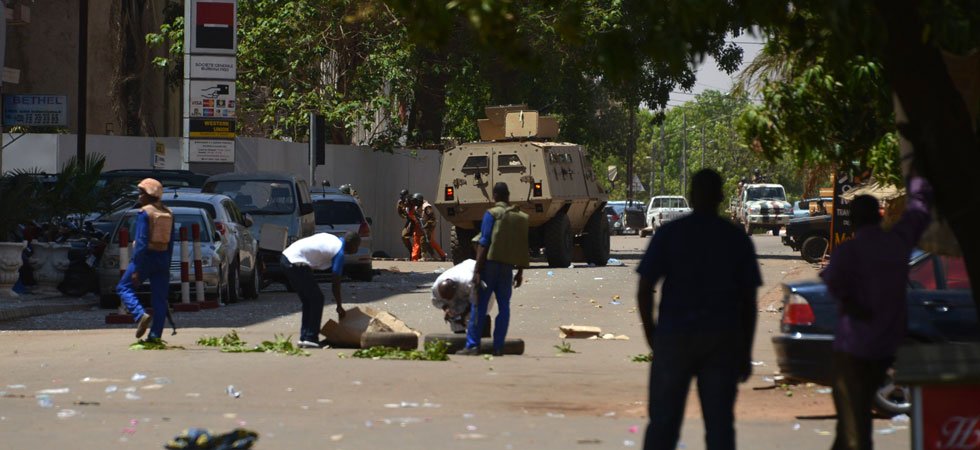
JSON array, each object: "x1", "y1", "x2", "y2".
[
  {"x1": 366, "y1": 217, "x2": 373, "y2": 225},
  {"x1": 243, "y1": 214, "x2": 253, "y2": 228},
  {"x1": 299, "y1": 203, "x2": 314, "y2": 215}
]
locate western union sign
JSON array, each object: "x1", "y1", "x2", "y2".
[{"x1": 189, "y1": 118, "x2": 236, "y2": 138}]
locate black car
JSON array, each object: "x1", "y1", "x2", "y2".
[
  {"x1": 772, "y1": 251, "x2": 978, "y2": 414},
  {"x1": 98, "y1": 169, "x2": 209, "y2": 190},
  {"x1": 782, "y1": 214, "x2": 830, "y2": 262}
]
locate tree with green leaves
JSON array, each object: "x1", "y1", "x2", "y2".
[{"x1": 392, "y1": 0, "x2": 980, "y2": 319}]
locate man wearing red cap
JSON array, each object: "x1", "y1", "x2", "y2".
[{"x1": 117, "y1": 178, "x2": 174, "y2": 341}]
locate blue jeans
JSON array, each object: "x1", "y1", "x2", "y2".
[
  {"x1": 465, "y1": 260, "x2": 513, "y2": 351},
  {"x1": 645, "y1": 333, "x2": 739, "y2": 450},
  {"x1": 281, "y1": 256, "x2": 325, "y2": 343},
  {"x1": 117, "y1": 257, "x2": 170, "y2": 339}
]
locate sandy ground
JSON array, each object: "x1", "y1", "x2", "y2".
[{"x1": 0, "y1": 234, "x2": 911, "y2": 449}]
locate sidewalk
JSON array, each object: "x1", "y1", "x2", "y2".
[{"x1": 0, "y1": 290, "x2": 98, "y2": 322}]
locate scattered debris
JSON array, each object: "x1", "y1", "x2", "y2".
[
  {"x1": 607, "y1": 258, "x2": 624, "y2": 266},
  {"x1": 631, "y1": 354, "x2": 652, "y2": 363},
  {"x1": 560, "y1": 325, "x2": 602, "y2": 339},
  {"x1": 555, "y1": 341, "x2": 577, "y2": 354},
  {"x1": 73, "y1": 401, "x2": 101, "y2": 406},
  {"x1": 577, "y1": 438, "x2": 602, "y2": 444},
  {"x1": 198, "y1": 330, "x2": 247, "y2": 349},
  {"x1": 131, "y1": 373, "x2": 147, "y2": 382},
  {"x1": 816, "y1": 387, "x2": 832, "y2": 394},
  {"x1": 226, "y1": 385, "x2": 241, "y2": 399},
  {"x1": 35, "y1": 388, "x2": 70, "y2": 395},
  {"x1": 322, "y1": 306, "x2": 420, "y2": 348},
  {"x1": 56, "y1": 409, "x2": 77, "y2": 419}
]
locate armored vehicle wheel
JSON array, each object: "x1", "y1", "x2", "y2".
[
  {"x1": 544, "y1": 213, "x2": 573, "y2": 268},
  {"x1": 450, "y1": 226, "x2": 478, "y2": 264},
  {"x1": 800, "y1": 236, "x2": 828, "y2": 263},
  {"x1": 582, "y1": 209, "x2": 610, "y2": 266}
]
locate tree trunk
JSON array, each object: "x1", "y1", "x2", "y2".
[
  {"x1": 874, "y1": 0, "x2": 980, "y2": 320},
  {"x1": 407, "y1": 47, "x2": 450, "y2": 147}
]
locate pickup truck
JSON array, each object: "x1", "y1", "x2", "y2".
[
  {"x1": 732, "y1": 183, "x2": 793, "y2": 235},
  {"x1": 782, "y1": 214, "x2": 831, "y2": 263}
]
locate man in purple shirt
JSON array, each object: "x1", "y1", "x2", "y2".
[{"x1": 820, "y1": 175, "x2": 932, "y2": 450}]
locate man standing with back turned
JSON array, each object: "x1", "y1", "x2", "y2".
[
  {"x1": 821, "y1": 173, "x2": 932, "y2": 450},
  {"x1": 117, "y1": 178, "x2": 174, "y2": 341},
  {"x1": 458, "y1": 182, "x2": 529, "y2": 356},
  {"x1": 637, "y1": 169, "x2": 761, "y2": 450}
]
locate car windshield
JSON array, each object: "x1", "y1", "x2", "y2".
[
  {"x1": 113, "y1": 213, "x2": 212, "y2": 243},
  {"x1": 313, "y1": 200, "x2": 363, "y2": 226},
  {"x1": 206, "y1": 180, "x2": 295, "y2": 215},
  {"x1": 746, "y1": 187, "x2": 786, "y2": 201},
  {"x1": 162, "y1": 200, "x2": 217, "y2": 219}
]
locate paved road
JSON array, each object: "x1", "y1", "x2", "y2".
[{"x1": 0, "y1": 234, "x2": 911, "y2": 449}]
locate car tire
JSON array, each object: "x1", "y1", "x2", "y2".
[
  {"x1": 581, "y1": 209, "x2": 610, "y2": 266},
  {"x1": 227, "y1": 264, "x2": 241, "y2": 304},
  {"x1": 100, "y1": 293, "x2": 120, "y2": 309},
  {"x1": 423, "y1": 333, "x2": 525, "y2": 355},
  {"x1": 544, "y1": 213, "x2": 573, "y2": 268},
  {"x1": 873, "y1": 371, "x2": 912, "y2": 416},
  {"x1": 450, "y1": 226, "x2": 477, "y2": 265},
  {"x1": 801, "y1": 236, "x2": 829, "y2": 263},
  {"x1": 242, "y1": 265, "x2": 261, "y2": 299},
  {"x1": 360, "y1": 332, "x2": 418, "y2": 350},
  {"x1": 350, "y1": 265, "x2": 374, "y2": 282}
]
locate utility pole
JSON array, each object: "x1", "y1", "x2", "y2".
[
  {"x1": 681, "y1": 110, "x2": 687, "y2": 198},
  {"x1": 659, "y1": 122, "x2": 666, "y2": 195},
  {"x1": 649, "y1": 133, "x2": 655, "y2": 198},
  {"x1": 77, "y1": 0, "x2": 88, "y2": 161},
  {"x1": 700, "y1": 123, "x2": 705, "y2": 170}
]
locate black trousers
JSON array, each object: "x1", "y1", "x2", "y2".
[
  {"x1": 831, "y1": 352, "x2": 891, "y2": 450},
  {"x1": 644, "y1": 333, "x2": 740, "y2": 450},
  {"x1": 281, "y1": 256, "x2": 324, "y2": 343}
]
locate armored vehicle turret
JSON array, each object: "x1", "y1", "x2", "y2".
[{"x1": 433, "y1": 105, "x2": 610, "y2": 267}]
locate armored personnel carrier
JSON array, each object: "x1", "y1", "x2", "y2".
[{"x1": 433, "y1": 105, "x2": 610, "y2": 267}]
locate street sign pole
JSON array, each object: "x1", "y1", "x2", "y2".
[{"x1": 77, "y1": 0, "x2": 88, "y2": 161}]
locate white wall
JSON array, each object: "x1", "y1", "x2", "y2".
[{"x1": 2, "y1": 134, "x2": 447, "y2": 259}]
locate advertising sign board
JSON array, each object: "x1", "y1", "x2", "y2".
[
  {"x1": 187, "y1": 80, "x2": 236, "y2": 119},
  {"x1": 189, "y1": 119, "x2": 235, "y2": 138},
  {"x1": 188, "y1": 139, "x2": 235, "y2": 163},
  {"x1": 189, "y1": 0, "x2": 237, "y2": 55},
  {"x1": 3, "y1": 95, "x2": 68, "y2": 126},
  {"x1": 188, "y1": 55, "x2": 236, "y2": 79}
]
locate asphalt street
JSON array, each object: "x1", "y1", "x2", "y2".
[{"x1": 0, "y1": 234, "x2": 912, "y2": 449}]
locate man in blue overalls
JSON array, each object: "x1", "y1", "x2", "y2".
[
  {"x1": 117, "y1": 178, "x2": 174, "y2": 341},
  {"x1": 459, "y1": 182, "x2": 529, "y2": 356}
]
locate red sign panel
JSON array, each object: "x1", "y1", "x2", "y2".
[
  {"x1": 920, "y1": 385, "x2": 980, "y2": 449},
  {"x1": 195, "y1": 2, "x2": 234, "y2": 50}
]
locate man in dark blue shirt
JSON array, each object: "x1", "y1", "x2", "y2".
[{"x1": 636, "y1": 169, "x2": 762, "y2": 450}]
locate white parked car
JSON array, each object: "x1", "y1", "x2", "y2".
[
  {"x1": 98, "y1": 206, "x2": 231, "y2": 308},
  {"x1": 646, "y1": 196, "x2": 692, "y2": 230},
  {"x1": 310, "y1": 188, "x2": 374, "y2": 282}
]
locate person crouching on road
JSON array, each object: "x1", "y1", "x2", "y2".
[
  {"x1": 118, "y1": 178, "x2": 174, "y2": 341},
  {"x1": 459, "y1": 182, "x2": 529, "y2": 356},
  {"x1": 281, "y1": 231, "x2": 360, "y2": 349},
  {"x1": 431, "y1": 258, "x2": 495, "y2": 333}
]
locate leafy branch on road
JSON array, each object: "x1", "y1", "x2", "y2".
[
  {"x1": 554, "y1": 340, "x2": 577, "y2": 354},
  {"x1": 352, "y1": 340, "x2": 450, "y2": 361},
  {"x1": 129, "y1": 339, "x2": 185, "y2": 350},
  {"x1": 631, "y1": 353, "x2": 652, "y2": 363},
  {"x1": 197, "y1": 331, "x2": 310, "y2": 356}
]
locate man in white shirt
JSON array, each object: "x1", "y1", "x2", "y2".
[
  {"x1": 431, "y1": 259, "x2": 482, "y2": 333},
  {"x1": 281, "y1": 231, "x2": 360, "y2": 348}
]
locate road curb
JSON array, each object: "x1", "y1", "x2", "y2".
[{"x1": 0, "y1": 300, "x2": 97, "y2": 322}]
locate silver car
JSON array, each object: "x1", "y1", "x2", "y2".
[
  {"x1": 160, "y1": 192, "x2": 260, "y2": 302},
  {"x1": 98, "y1": 206, "x2": 231, "y2": 306},
  {"x1": 310, "y1": 188, "x2": 373, "y2": 281}
]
